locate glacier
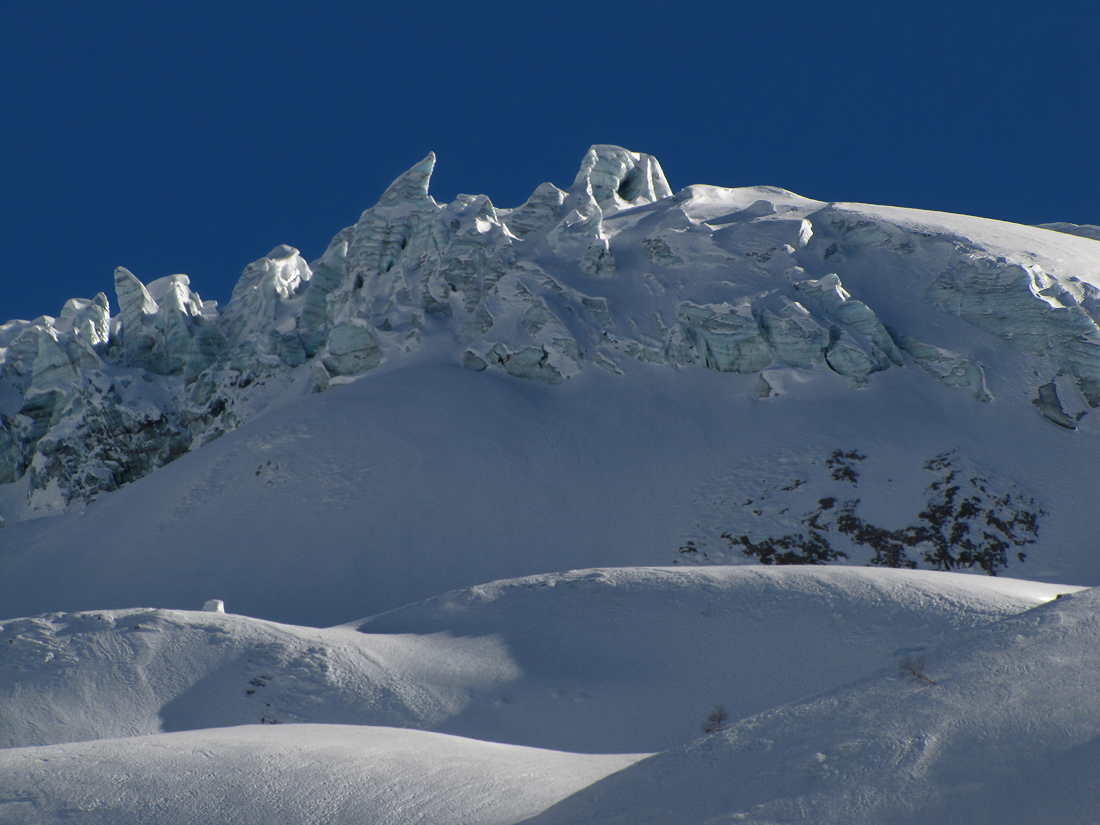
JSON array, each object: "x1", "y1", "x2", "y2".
[
  {"x1": 2, "y1": 144, "x2": 1100, "y2": 521},
  {"x1": 5, "y1": 146, "x2": 1100, "y2": 824}
]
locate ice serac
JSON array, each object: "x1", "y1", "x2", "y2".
[
  {"x1": 341, "y1": 153, "x2": 441, "y2": 324},
  {"x1": 222, "y1": 245, "x2": 312, "y2": 368},
  {"x1": 757, "y1": 299, "x2": 829, "y2": 369},
  {"x1": 222, "y1": 245, "x2": 310, "y2": 341},
  {"x1": 378, "y1": 152, "x2": 436, "y2": 205},
  {"x1": 540, "y1": 144, "x2": 672, "y2": 279},
  {"x1": 546, "y1": 178, "x2": 615, "y2": 278},
  {"x1": 795, "y1": 274, "x2": 902, "y2": 376},
  {"x1": 60, "y1": 293, "x2": 111, "y2": 352},
  {"x1": 894, "y1": 335, "x2": 992, "y2": 402},
  {"x1": 4, "y1": 143, "x2": 1100, "y2": 520},
  {"x1": 502, "y1": 182, "x2": 566, "y2": 239},
  {"x1": 111, "y1": 269, "x2": 224, "y2": 379},
  {"x1": 1032, "y1": 381, "x2": 1078, "y2": 429},
  {"x1": 113, "y1": 266, "x2": 159, "y2": 363},
  {"x1": 927, "y1": 255, "x2": 1100, "y2": 406},
  {"x1": 679, "y1": 302, "x2": 772, "y2": 373},
  {"x1": 573, "y1": 144, "x2": 673, "y2": 206},
  {"x1": 322, "y1": 323, "x2": 381, "y2": 376}
]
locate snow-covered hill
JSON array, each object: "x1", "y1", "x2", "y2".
[
  {"x1": 0, "y1": 568, "x2": 1084, "y2": 824},
  {"x1": 2, "y1": 567, "x2": 1071, "y2": 753},
  {"x1": 0, "y1": 725, "x2": 643, "y2": 825},
  {"x1": 3, "y1": 146, "x2": 1100, "y2": 823},
  {"x1": 527, "y1": 585, "x2": 1100, "y2": 825}
]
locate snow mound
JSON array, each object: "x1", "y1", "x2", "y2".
[
  {"x1": 0, "y1": 567, "x2": 1076, "y2": 753},
  {"x1": 526, "y1": 586, "x2": 1100, "y2": 825},
  {"x1": 0, "y1": 725, "x2": 642, "y2": 825},
  {"x1": 0, "y1": 606, "x2": 516, "y2": 749},
  {"x1": 351, "y1": 566, "x2": 1075, "y2": 752}
]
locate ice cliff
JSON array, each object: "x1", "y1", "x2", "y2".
[{"x1": 2, "y1": 144, "x2": 1099, "y2": 520}]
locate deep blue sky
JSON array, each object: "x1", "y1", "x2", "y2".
[{"x1": 3, "y1": 2, "x2": 1098, "y2": 323}]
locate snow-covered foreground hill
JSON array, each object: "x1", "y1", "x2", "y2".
[
  {"x1": 0, "y1": 567, "x2": 1085, "y2": 824},
  {"x1": 2, "y1": 567, "x2": 1072, "y2": 753},
  {"x1": 0, "y1": 725, "x2": 643, "y2": 825},
  {"x1": 527, "y1": 584, "x2": 1100, "y2": 825}
]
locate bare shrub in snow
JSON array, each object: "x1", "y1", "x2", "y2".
[
  {"x1": 719, "y1": 450, "x2": 1043, "y2": 576},
  {"x1": 899, "y1": 655, "x2": 936, "y2": 685},
  {"x1": 702, "y1": 705, "x2": 729, "y2": 734}
]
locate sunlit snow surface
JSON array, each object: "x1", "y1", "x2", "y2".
[
  {"x1": 3, "y1": 146, "x2": 1100, "y2": 823},
  {"x1": 0, "y1": 725, "x2": 643, "y2": 825},
  {"x1": 0, "y1": 568, "x2": 1085, "y2": 824}
]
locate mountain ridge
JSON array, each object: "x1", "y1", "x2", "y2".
[{"x1": 4, "y1": 145, "x2": 1100, "y2": 526}]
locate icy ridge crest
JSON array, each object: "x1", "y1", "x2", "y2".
[{"x1": 1, "y1": 145, "x2": 1097, "y2": 519}]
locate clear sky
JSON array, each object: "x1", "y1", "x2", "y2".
[{"x1": 3, "y1": 1, "x2": 1098, "y2": 323}]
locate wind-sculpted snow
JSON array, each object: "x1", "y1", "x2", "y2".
[
  {"x1": 0, "y1": 569, "x2": 1082, "y2": 824},
  {"x1": 526, "y1": 586, "x2": 1100, "y2": 825},
  {"x1": 0, "y1": 726, "x2": 642, "y2": 825},
  {"x1": 2, "y1": 145, "x2": 1100, "y2": 519},
  {"x1": 0, "y1": 568, "x2": 1074, "y2": 752}
]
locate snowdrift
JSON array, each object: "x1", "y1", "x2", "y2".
[
  {"x1": 1, "y1": 567, "x2": 1072, "y2": 753},
  {"x1": 526, "y1": 586, "x2": 1100, "y2": 825}
]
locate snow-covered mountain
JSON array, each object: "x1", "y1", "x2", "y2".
[
  {"x1": 3, "y1": 146, "x2": 1100, "y2": 823},
  {"x1": 3, "y1": 145, "x2": 1100, "y2": 619},
  {"x1": 4, "y1": 145, "x2": 1100, "y2": 525}
]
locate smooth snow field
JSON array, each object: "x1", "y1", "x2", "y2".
[{"x1": 0, "y1": 725, "x2": 642, "y2": 825}]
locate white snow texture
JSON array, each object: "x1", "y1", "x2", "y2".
[{"x1": 2, "y1": 146, "x2": 1100, "y2": 824}]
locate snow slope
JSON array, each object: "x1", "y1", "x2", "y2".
[
  {"x1": 3, "y1": 146, "x2": 1100, "y2": 823},
  {"x1": 0, "y1": 356, "x2": 1097, "y2": 629},
  {"x1": 0, "y1": 725, "x2": 642, "y2": 825},
  {"x1": 2, "y1": 567, "x2": 1074, "y2": 753},
  {"x1": 526, "y1": 586, "x2": 1100, "y2": 825},
  {"x1": 4, "y1": 146, "x2": 1100, "y2": 624}
]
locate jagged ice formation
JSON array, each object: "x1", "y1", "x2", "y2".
[{"x1": 2, "y1": 144, "x2": 1099, "y2": 521}]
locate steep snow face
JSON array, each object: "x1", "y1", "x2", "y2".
[{"x1": 2, "y1": 145, "x2": 1100, "y2": 541}]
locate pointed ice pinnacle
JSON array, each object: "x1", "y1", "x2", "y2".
[
  {"x1": 114, "y1": 267, "x2": 159, "y2": 357},
  {"x1": 114, "y1": 267, "x2": 158, "y2": 324},
  {"x1": 376, "y1": 152, "x2": 437, "y2": 206}
]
